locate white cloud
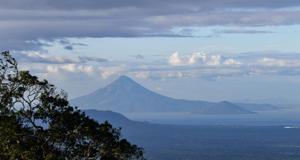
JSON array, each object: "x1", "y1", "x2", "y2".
[
  {"x1": 167, "y1": 52, "x2": 242, "y2": 66},
  {"x1": 262, "y1": 57, "x2": 276, "y2": 62},
  {"x1": 46, "y1": 64, "x2": 103, "y2": 80},
  {"x1": 44, "y1": 63, "x2": 132, "y2": 81},
  {"x1": 206, "y1": 55, "x2": 224, "y2": 65},
  {"x1": 101, "y1": 71, "x2": 120, "y2": 79},
  {"x1": 134, "y1": 71, "x2": 149, "y2": 79},
  {"x1": 166, "y1": 52, "x2": 207, "y2": 66},
  {"x1": 223, "y1": 58, "x2": 242, "y2": 65},
  {"x1": 27, "y1": 52, "x2": 83, "y2": 63},
  {"x1": 258, "y1": 57, "x2": 299, "y2": 67},
  {"x1": 155, "y1": 87, "x2": 162, "y2": 91},
  {"x1": 46, "y1": 65, "x2": 58, "y2": 73},
  {"x1": 13, "y1": 52, "x2": 107, "y2": 64},
  {"x1": 21, "y1": 50, "x2": 300, "y2": 82}
]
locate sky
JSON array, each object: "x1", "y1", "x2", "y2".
[{"x1": 1, "y1": 0, "x2": 300, "y2": 102}]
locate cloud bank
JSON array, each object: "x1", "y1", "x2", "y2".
[
  {"x1": 12, "y1": 52, "x2": 108, "y2": 64},
  {"x1": 20, "y1": 51, "x2": 300, "y2": 82},
  {"x1": 167, "y1": 52, "x2": 242, "y2": 66},
  {"x1": 0, "y1": 0, "x2": 300, "y2": 51}
]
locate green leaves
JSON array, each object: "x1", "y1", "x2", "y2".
[{"x1": 0, "y1": 51, "x2": 145, "y2": 160}]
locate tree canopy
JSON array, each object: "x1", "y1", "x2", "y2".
[{"x1": 0, "y1": 51, "x2": 145, "y2": 160}]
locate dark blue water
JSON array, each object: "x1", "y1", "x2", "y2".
[{"x1": 123, "y1": 110, "x2": 300, "y2": 126}]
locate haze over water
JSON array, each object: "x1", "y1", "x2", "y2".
[{"x1": 123, "y1": 109, "x2": 300, "y2": 126}]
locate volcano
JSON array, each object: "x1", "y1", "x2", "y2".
[
  {"x1": 70, "y1": 75, "x2": 213, "y2": 112},
  {"x1": 70, "y1": 76, "x2": 278, "y2": 113}
]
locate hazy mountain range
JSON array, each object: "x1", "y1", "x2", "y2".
[
  {"x1": 195, "y1": 101, "x2": 257, "y2": 114},
  {"x1": 70, "y1": 76, "x2": 279, "y2": 113},
  {"x1": 231, "y1": 97, "x2": 300, "y2": 105}
]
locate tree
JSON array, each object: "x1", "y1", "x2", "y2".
[{"x1": 0, "y1": 51, "x2": 145, "y2": 160}]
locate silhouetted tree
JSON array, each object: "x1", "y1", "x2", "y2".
[{"x1": 0, "y1": 51, "x2": 145, "y2": 160}]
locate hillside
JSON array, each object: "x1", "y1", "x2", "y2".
[
  {"x1": 82, "y1": 109, "x2": 151, "y2": 129},
  {"x1": 196, "y1": 101, "x2": 257, "y2": 114}
]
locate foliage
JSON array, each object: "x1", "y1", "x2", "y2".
[{"x1": 0, "y1": 51, "x2": 145, "y2": 160}]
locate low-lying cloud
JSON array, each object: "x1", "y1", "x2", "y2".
[
  {"x1": 167, "y1": 52, "x2": 242, "y2": 66},
  {"x1": 12, "y1": 52, "x2": 108, "y2": 64},
  {"x1": 23, "y1": 51, "x2": 300, "y2": 82}
]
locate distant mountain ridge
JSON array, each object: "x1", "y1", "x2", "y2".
[
  {"x1": 82, "y1": 109, "x2": 149, "y2": 128},
  {"x1": 70, "y1": 76, "x2": 279, "y2": 113},
  {"x1": 236, "y1": 103, "x2": 280, "y2": 111},
  {"x1": 196, "y1": 101, "x2": 257, "y2": 114},
  {"x1": 231, "y1": 97, "x2": 300, "y2": 105}
]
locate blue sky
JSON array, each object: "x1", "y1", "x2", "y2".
[{"x1": 1, "y1": 0, "x2": 300, "y2": 102}]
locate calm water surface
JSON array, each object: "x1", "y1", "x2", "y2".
[{"x1": 123, "y1": 109, "x2": 300, "y2": 126}]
